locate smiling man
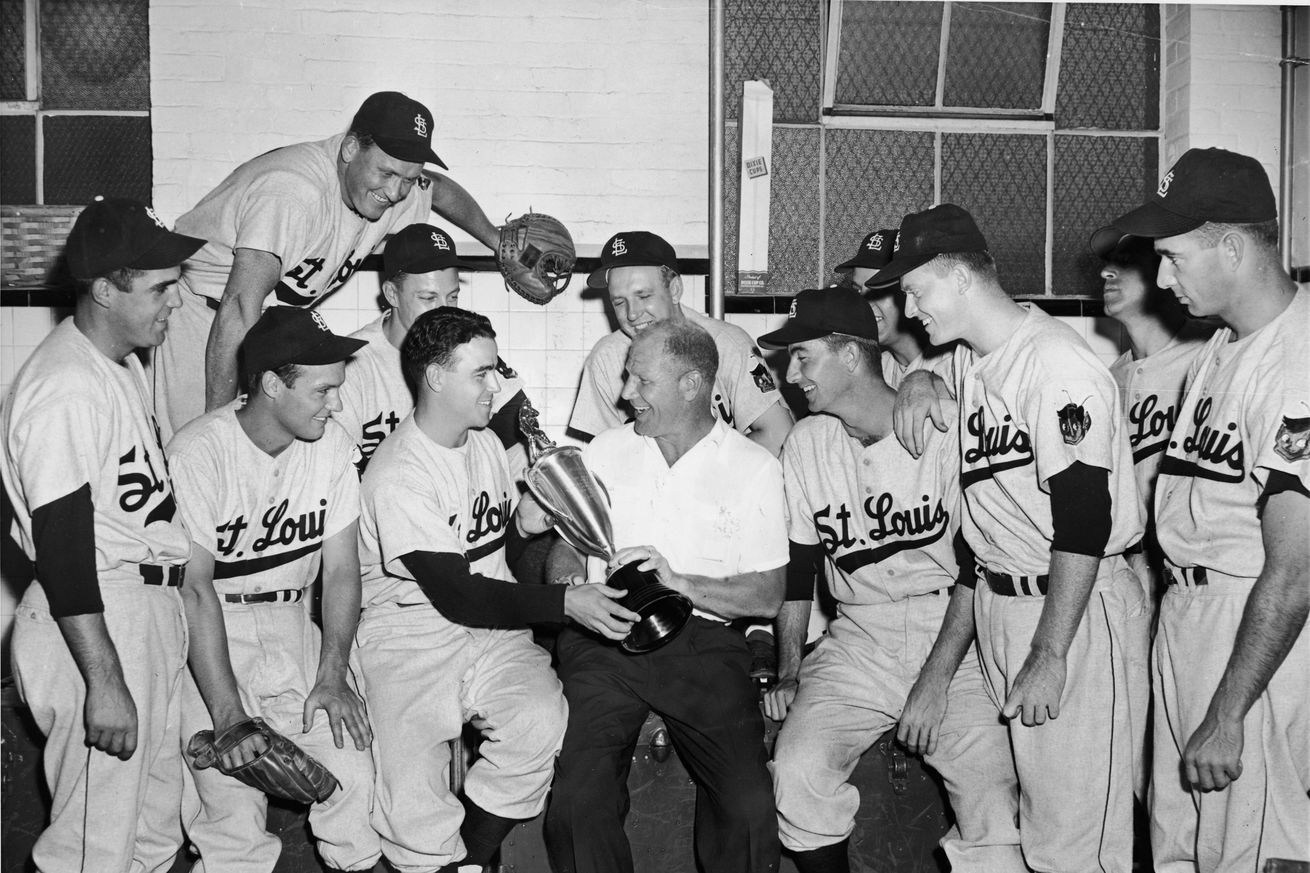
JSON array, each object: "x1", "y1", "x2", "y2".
[
  {"x1": 167, "y1": 307, "x2": 380, "y2": 873},
  {"x1": 2, "y1": 197, "x2": 203, "y2": 872},
  {"x1": 569, "y1": 230, "x2": 793, "y2": 454},
  {"x1": 152, "y1": 91, "x2": 504, "y2": 441},
  {"x1": 872, "y1": 204, "x2": 1146, "y2": 873},
  {"x1": 1100, "y1": 147, "x2": 1309, "y2": 872}
]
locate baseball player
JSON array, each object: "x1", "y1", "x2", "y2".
[
  {"x1": 2, "y1": 198, "x2": 203, "y2": 872},
  {"x1": 874, "y1": 204, "x2": 1146, "y2": 873},
  {"x1": 168, "y1": 307, "x2": 378, "y2": 873},
  {"x1": 569, "y1": 230, "x2": 793, "y2": 455},
  {"x1": 1103, "y1": 148, "x2": 1308, "y2": 871},
  {"x1": 834, "y1": 229, "x2": 953, "y2": 389},
  {"x1": 759, "y1": 287, "x2": 1023, "y2": 873},
  {"x1": 336, "y1": 222, "x2": 531, "y2": 476},
  {"x1": 153, "y1": 90, "x2": 503, "y2": 440},
  {"x1": 544, "y1": 320, "x2": 787, "y2": 873},
  {"x1": 354, "y1": 307, "x2": 636, "y2": 872}
]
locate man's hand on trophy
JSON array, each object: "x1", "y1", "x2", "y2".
[
  {"x1": 563, "y1": 585, "x2": 640, "y2": 640},
  {"x1": 515, "y1": 490, "x2": 556, "y2": 536},
  {"x1": 610, "y1": 546, "x2": 692, "y2": 599}
]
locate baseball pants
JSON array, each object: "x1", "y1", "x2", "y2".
[
  {"x1": 11, "y1": 582, "x2": 188, "y2": 873},
  {"x1": 772, "y1": 595, "x2": 1025, "y2": 872},
  {"x1": 1150, "y1": 572, "x2": 1309, "y2": 873},
  {"x1": 352, "y1": 604, "x2": 566, "y2": 873},
  {"x1": 974, "y1": 557, "x2": 1146, "y2": 873},
  {"x1": 180, "y1": 602, "x2": 379, "y2": 873},
  {"x1": 544, "y1": 618, "x2": 779, "y2": 873}
]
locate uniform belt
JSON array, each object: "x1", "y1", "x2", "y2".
[
  {"x1": 1165, "y1": 565, "x2": 1208, "y2": 587},
  {"x1": 223, "y1": 589, "x2": 305, "y2": 604},
  {"x1": 977, "y1": 564, "x2": 1049, "y2": 597},
  {"x1": 140, "y1": 564, "x2": 184, "y2": 588}
]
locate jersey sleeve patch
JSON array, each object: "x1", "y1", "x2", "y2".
[{"x1": 1273, "y1": 415, "x2": 1310, "y2": 462}]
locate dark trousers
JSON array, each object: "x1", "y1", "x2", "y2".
[{"x1": 544, "y1": 618, "x2": 779, "y2": 873}]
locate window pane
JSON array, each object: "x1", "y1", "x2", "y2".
[
  {"x1": 0, "y1": 114, "x2": 36, "y2": 203},
  {"x1": 43, "y1": 115, "x2": 152, "y2": 205},
  {"x1": 1057, "y1": 4, "x2": 1160, "y2": 130},
  {"x1": 726, "y1": 0, "x2": 821, "y2": 124},
  {"x1": 943, "y1": 3, "x2": 1049, "y2": 110},
  {"x1": 723, "y1": 125, "x2": 821, "y2": 294},
  {"x1": 823, "y1": 128, "x2": 935, "y2": 279},
  {"x1": 40, "y1": 0, "x2": 149, "y2": 110},
  {"x1": 834, "y1": 1, "x2": 943, "y2": 107},
  {"x1": 1052, "y1": 135, "x2": 1159, "y2": 296},
  {"x1": 1, "y1": 0, "x2": 25, "y2": 100},
  {"x1": 941, "y1": 133, "x2": 1047, "y2": 295}
]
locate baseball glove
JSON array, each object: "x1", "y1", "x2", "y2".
[
  {"x1": 187, "y1": 717, "x2": 339, "y2": 804},
  {"x1": 497, "y1": 212, "x2": 576, "y2": 305}
]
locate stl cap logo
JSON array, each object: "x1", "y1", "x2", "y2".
[
  {"x1": 310, "y1": 311, "x2": 331, "y2": 333},
  {"x1": 413, "y1": 113, "x2": 428, "y2": 138},
  {"x1": 893, "y1": 233, "x2": 901, "y2": 253},
  {"x1": 144, "y1": 206, "x2": 167, "y2": 230},
  {"x1": 1157, "y1": 170, "x2": 1175, "y2": 198},
  {"x1": 431, "y1": 232, "x2": 450, "y2": 251},
  {"x1": 611, "y1": 237, "x2": 628, "y2": 257},
  {"x1": 868, "y1": 233, "x2": 884, "y2": 251},
  {"x1": 787, "y1": 298, "x2": 798, "y2": 319}
]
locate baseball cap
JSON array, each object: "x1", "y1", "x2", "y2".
[
  {"x1": 834, "y1": 229, "x2": 898, "y2": 273},
  {"x1": 1099, "y1": 147, "x2": 1277, "y2": 244},
  {"x1": 66, "y1": 196, "x2": 205, "y2": 281},
  {"x1": 587, "y1": 231, "x2": 678, "y2": 289},
  {"x1": 758, "y1": 286, "x2": 879, "y2": 349},
  {"x1": 382, "y1": 223, "x2": 469, "y2": 280},
  {"x1": 866, "y1": 204, "x2": 989, "y2": 288},
  {"x1": 350, "y1": 91, "x2": 447, "y2": 169},
  {"x1": 240, "y1": 307, "x2": 367, "y2": 377}
]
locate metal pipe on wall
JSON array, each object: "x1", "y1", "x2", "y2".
[
  {"x1": 1281, "y1": 5, "x2": 1295, "y2": 272},
  {"x1": 708, "y1": 0, "x2": 725, "y2": 318}
]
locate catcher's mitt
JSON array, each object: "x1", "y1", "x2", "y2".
[
  {"x1": 187, "y1": 717, "x2": 339, "y2": 804},
  {"x1": 497, "y1": 212, "x2": 576, "y2": 305}
]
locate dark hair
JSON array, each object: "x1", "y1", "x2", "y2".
[
  {"x1": 347, "y1": 130, "x2": 377, "y2": 151},
  {"x1": 642, "y1": 321, "x2": 718, "y2": 392},
  {"x1": 1104, "y1": 236, "x2": 1164, "y2": 288},
  {"x1": 820, "y1": 332, "x2": 882, "y2": 373},
  {"x1": 1194, "y1": 219, "x2": 1280, "y2": 254},
  {"x1": 243, "y1": 362, "x2": 301, "y2": 397},
  {"x1": 401, "y1": 306, "x2": 496, "y2": 395},
  {"x1": 76, "y1": 266, "x2": 145, "y2": 298}
]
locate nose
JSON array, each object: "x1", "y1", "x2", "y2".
[
  {"x1": 487, "y1": 370, "x2": 502, "y2": 394},
  {"x1": 903, "y1": 295, "x2": 919, "y2": 318},
  {"x1": 1100, "y1": 264, "x2": 1117, "y2": 280},
  {"x1": 326, "y1": 389, "x2": 343, "y2": 413},
  {"x1": 1156, "y1": 258, "x2": 1176, "y2": 288},
  {"x1": 384, "y1": 176, "x2": 405, "y2": 201},
  {"x1": 785, "y1": 355, "x2": 801, "y2": 385},
  {"x1": 166, "y1": 284, "x2": 183, "y2": 309},
  {"x1": 620, "y1": 374, "x2": 638, "y2": 401}
]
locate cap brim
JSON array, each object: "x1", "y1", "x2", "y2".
[
  {"x1": 758, "y1": 323, "x2": 831, "y2": 349},
  {"x1": 864, "y1": 251, "x2": 935, "y2": 288},
  {"x1": 1107, "y1": 201, "x2": 1203, "y2": 240},
  {"x1": 1089, "y1": 225, "x2": 1128, "y2": 258},
  {"x1": 385, "y1": 255, "x2": 469, "y2": 280},
  {"x1": 374, "y1": 138, "x2": 449, "y2": 171},
  {"x1": 129, "y1": 232, "x2": 206, "y2": 271},
  {"x1": 295, "y1": 335, "x2": 369, "y2": 366},
  {"x1": 586, "y1": 261, "x2": 672, "y2": 289}
]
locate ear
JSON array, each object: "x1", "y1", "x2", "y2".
[
  {"x1": 680, "y1": 367, "x2": 704, "y2": 400},
  {"x1": 839, "y1": 339, "x2": 860, "y2": 372},
  {"x1": 951, "y1": 263, "x2": 972, "y2": 295},
  {"x1": 88, "y1": 276, "x2": 115, "y2": 310},
  {"x1": 340, "y1": 134, "x2": 361, "y2": 165},
  {"x1": 1219, "y1": 231, "x2": 1245, "y2": 270},
  {"x1": 259, "y1": 370, "x2": 284, "y2": 400},
  {"x1": 667, "y1": 274, "x2": 684, "y2": 306},
  {"x1": 423, "y1": 361, "x2": 444, "y2": 394},
  {"x1": 381, "y1": 277, "x2": 401, "y2": 310}
]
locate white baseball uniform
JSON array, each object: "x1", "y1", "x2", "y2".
[
  {"x1": 153, "y1": 134, "x2": 433, "y2": 438},
  {"x1": 3, "y1": 319, "x2": 191, "y2": 873},
  {"x1": 953, "y1": 305, "x2": 1146, "y2": 873},
  {"x1": 336, "y1": 312, "x2": 528, "y2": 476},
  {"x1": 881, "y1": 346, "x2": 954, "y2": 391},
  {"x1": 355, "y1": 417, "x2": 566, "y2": 870},
  {"x1": 569, "y1": 307, "x2": 783, "y2": 438},
  {"x1": 770, "y1": 408, "x2": 1023, "y2": 871},
  {"x1": 167, "y1": 404, "x2": 378, "y2": 873},
  {"x1": 1150, "y1": 286, "x2": 1309, "y2": 873}
]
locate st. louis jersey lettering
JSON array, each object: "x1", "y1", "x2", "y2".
[
  {"x1": 117, "y1": 443, "x2": 178, "y2": 527},
  {"x1": 961, "y1": 406, "x2": 1034, "y2": 489},
  {"x1": 275, "y1": 252, "x2": 364, "y2": 306},
  {"x1": 1160, "y1": 396, "x2": 1245, "y2": 482},
  {"x1": 814, "y1": 492, "x2": 950, "y2": 574},
  {"x1": 1126, "y1": 392, "x2": 1179, "y2": 463}
]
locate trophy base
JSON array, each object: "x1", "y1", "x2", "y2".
[{"x1": 607, "y1": 562, "x2": 693, "y2": 654}]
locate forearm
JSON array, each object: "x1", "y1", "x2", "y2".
[
  {"x1": 180, "y1": 584, "x2": 246, "y2": 723},
  {"x1": 317, "y1": 568, "x2": 361, "y2": 681},
  {"x1": 57, "y1": 613, "x2": 126, "y2": 689},
  {"x1": 205, "y1": 298, "x2": 259, "y2": 409},
  {"x1": 401, "y1": 551, "x2": 565, "y2": 626},
  {"x1": 774, "y1": 599, "x2": 811, "y2": 681},
  {"x1": 427, "y1": 172, "x2": 498, "y2": 249},
  {"x1": 918, "y1": 584, "x2": 976, "y2": 685},
  {"x1": 1032, "y1": 550, "x2": 1100, "y2": 658},
  {"x1": 679, "y1": 566, "x2": 784, "y2": 620}
]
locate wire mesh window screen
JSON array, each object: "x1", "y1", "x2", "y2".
[
  {"x1": 941, "y1": 133, "x2": 1047, "y2": 295},
  {"x1": 1, "y1": 0, "x2": 25, "y2": 100},
  {"x1": 725, "y1": 0, "x2": 821, "y2": 124},
  {"x1": 723, "y1": 125, "x2": 821, "y2": 295},
  {"x1": 943, "y1": 3, "x2": 1050, "y2": 110},
  {"x1": 1052, "y1": 135, "x2": 1159, "y2": 296},
  {"x1": 40, "y1": 0, "x2": 150, "y2": 110},
  {"x1": 43, "y1": 115, "x2": 152, "y2": 204},
  {"x1": 823, "y1": 129, "x2": 935, "y2": 279},
  {"x1": 1, "y1": 115, "x2": 37, "y2": 203},
  {"x1": 833, "y1": 1, "x2": 943, "y2": 107},
  {"x1": 1056, "y1": 4, "x2": 1160, "y2": 130}
]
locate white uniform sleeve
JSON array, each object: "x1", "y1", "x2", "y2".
[
  {"x1": 368, "y1": 475, "x2": 464, "y2": 582},
  {"x1": 719, "y1": 327, "x2": 781, "y2": 431},
  {"x1": 231, "y1": 172, "x2": 316, "y2": 259},
  {"x1": 570, "y1": 340, "x2": 628, "y2": 437},
  {"x1": 323, "y1": 425, "x2": 361, "y2": 538},
  {"x1": 169, "y1": 443, "x2": 220, "y2": 555},
  {"x1": 9, "y1": 389, "x2": 109, "y2": 511},
  {"x1": 781, "y1": 435, "x2": 819, "y2": 547},
  {"x1": 1024, "y1": 354, "x2": 1121, "y2": 490},
  {"x1": 1250, "y1": 341, "x2": 1310, "y2": 490}
]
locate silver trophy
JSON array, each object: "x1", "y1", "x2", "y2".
[{"x1": 519, "y1": 401, "x2": 692, "y2": 653}]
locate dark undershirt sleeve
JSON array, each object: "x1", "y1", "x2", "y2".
[
  {"x1": 399, "y1": 549, "x2": 565, "y2": 627},
  {"x1": 785, "y1": 540, "x2": 821, "y2": 601},
  {"x1": 32, "y1": 484, "x2": 103, "y2": 618},
  {"x1": 1048, "y1": 461, "x2": 1112, "y2": 558},
  {"x1": 952, "y1": 530, "x2": 977, "y2": 589},
  {"x1": 488, "y1": 389, "x2": 529, "y2": 450},
  {"x1": 1261, "y1": 469, "x2": 1310, "y2": 505}
]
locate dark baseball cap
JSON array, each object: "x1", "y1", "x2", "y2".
[
  {"x1": 382, "y1": 223, "x2": 469, "y2": 280},
  {"x1": 350, "y1": 91, "x2": 447, "y2": 170},
  {"x1": 240, "y1": 307, "x2": 367, "y2": 377},
  {"x1": 866, "y1": 204, "x2": 989, "y2": 288},
  {"x1": 66, "y1": 196, "x2": 205, "y2": 281},
  {"x1": 1100, "y1": 147, "x2": 1277, "y2": 242},
  {"x1": 758, "y1": 286, "x2": 879, "y2": 348},
  {"x1": 834, "y1": 229, "x2": 898, "y2": 273},
  {"x1": 587, "y1": 231, "x2": 678, "y2": 289}
]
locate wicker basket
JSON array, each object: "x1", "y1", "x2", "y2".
[{"x1": 1, "y1": 204, "x2": 84, "y2": 288}]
